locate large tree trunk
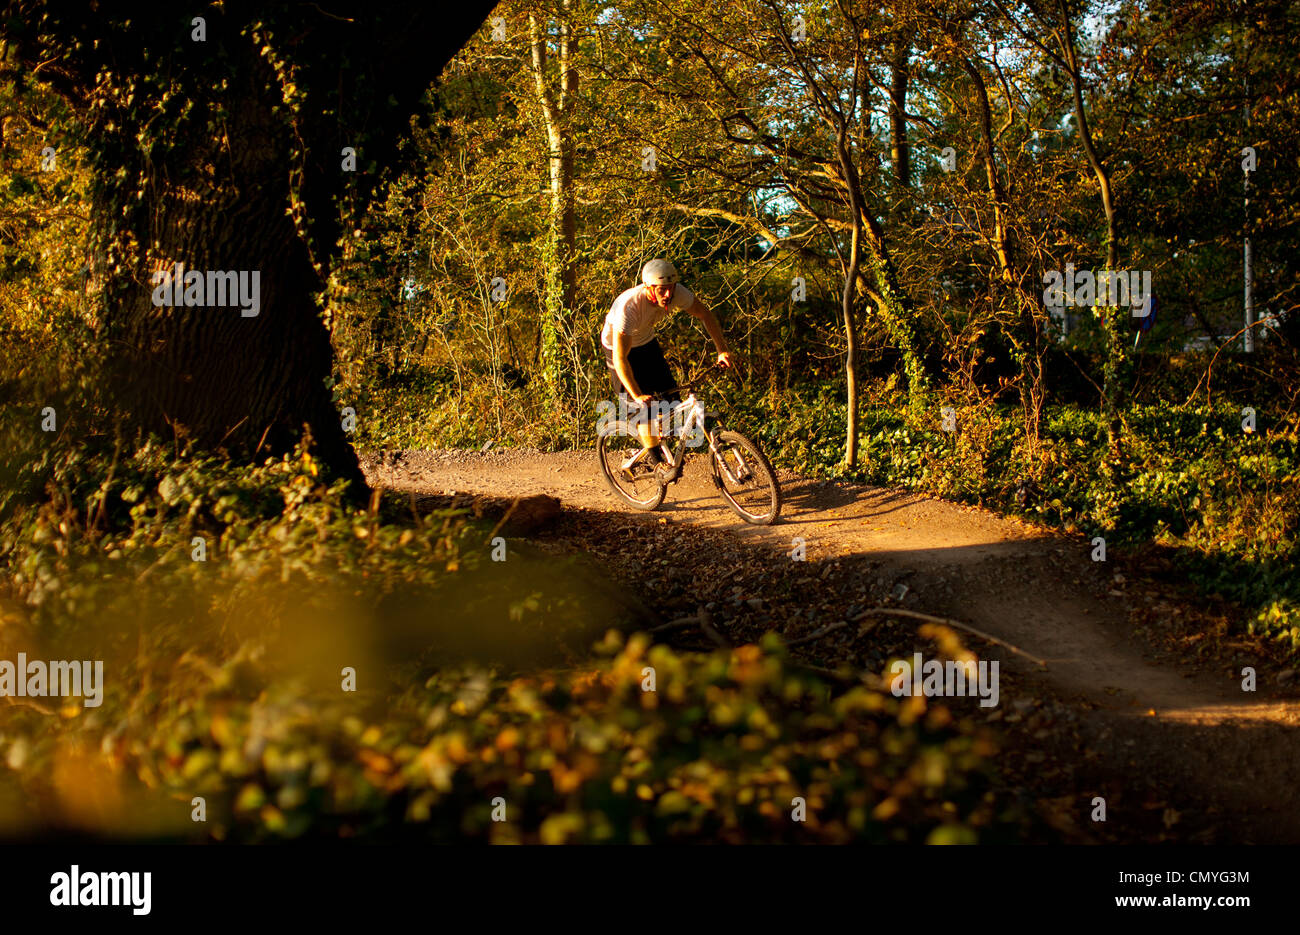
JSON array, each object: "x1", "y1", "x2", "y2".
[
  {"x1": 106, "y1": 73, "x2": 355, "y2": 479},
  {"x1": 7, "y1": 1, "x2": 500, "y2": 487}
]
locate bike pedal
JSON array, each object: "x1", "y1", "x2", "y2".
[{"x1": 655, "y1": 462, "x2": 682, "y2": 483}]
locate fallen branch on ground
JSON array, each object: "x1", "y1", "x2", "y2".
[
  {"x1": 852, "y1": 607, "x2": 1049, "y2": 668},
  {"x1": 648, "y1": 608, "x2": 731, "y2": 648},
  {"x1": 786, "y1": 619, "x2": 851, "y2": 646},
  {"x1": 649, "y1": 616, "x2": 699, "y2": 634}
]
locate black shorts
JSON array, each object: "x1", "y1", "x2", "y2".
[{"x1": 606, "y1": 338, "x2": 680, "y2": 401}]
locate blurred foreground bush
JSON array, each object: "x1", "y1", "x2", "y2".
[{"x1": 0, "y1": 439, "x2": 1006, "y2": 842}]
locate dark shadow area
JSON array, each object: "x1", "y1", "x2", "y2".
[{"x1": 525, "y1": 501, "x2": 1300, "y2": 844}]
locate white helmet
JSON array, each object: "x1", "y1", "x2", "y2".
[{"x1": 641, "y1": 258, "x2": 679, "y2": 286}]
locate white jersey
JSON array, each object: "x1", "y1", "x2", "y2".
[{"x1": 600, "y1": 284, "x2": 697, "y2": 356}]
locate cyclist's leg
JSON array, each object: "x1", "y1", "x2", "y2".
[
  {"x1": 628, "y1": 340, "x2": 680, "y2": 452},
  {"x1": 606, "y1": 362, "x2": 660, "y2": 461}
]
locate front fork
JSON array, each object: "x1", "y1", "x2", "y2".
[{"x1": 705, "y1": 420, "x2": 750, "y2": 486}]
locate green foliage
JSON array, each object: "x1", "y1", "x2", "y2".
[
  {"x1": 123, "y1": 633, "x2": 1004, "y2": 843},
  {"x1": 346, "y1": 365, "x2": 542, "y2": 451},
  {"x1": 0, "y1": 437, "x2": 1007, "y2": 841},
  {"x1": 0, "y1": 75, "x2": 96, "y2": 437}
]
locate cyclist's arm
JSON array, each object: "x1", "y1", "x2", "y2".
[
  {"x1": 685, "y1": 298, "x2": 730, "y2": 356},
  {"x1": 612, "y1": 331, "x2": 647, "y2": 399}
]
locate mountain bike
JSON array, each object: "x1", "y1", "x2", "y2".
[{"x1": 596, "y1": 364, "x2": 782, "y2": 525}]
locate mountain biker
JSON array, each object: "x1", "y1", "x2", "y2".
[{"x1": 600, "y1": 258, "x2": 733, "y2": 466}]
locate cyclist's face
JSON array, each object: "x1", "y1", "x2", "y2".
[{"x1": 645, "y1": 283, "x2": 675, "y2": 306}]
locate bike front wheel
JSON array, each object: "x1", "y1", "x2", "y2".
[
  {"x1": 597, "y1": 423, "x2": 667, "y2": 511},
  {"x1": 710, "y1": 429, "x2": 781, "y2": 525}
]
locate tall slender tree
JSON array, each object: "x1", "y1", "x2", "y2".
[{"x1": 528, "y1": 0, "x2": 580, "y2": 414}]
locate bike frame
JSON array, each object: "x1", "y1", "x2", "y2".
[{"x1": 625, "y1": 386, "x2": 751, "y2": 487}]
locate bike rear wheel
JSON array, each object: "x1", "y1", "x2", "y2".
[
  {"x1": 710, "y1": 429, "x2": 781, "y2": 525},
  {"x1": 597, "y1": 423, "x2": 667, "y2": 510}
]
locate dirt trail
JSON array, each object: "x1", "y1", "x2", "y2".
[{"x1": 363, "y1": 447, "x2": 1300, "y2": 842}]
